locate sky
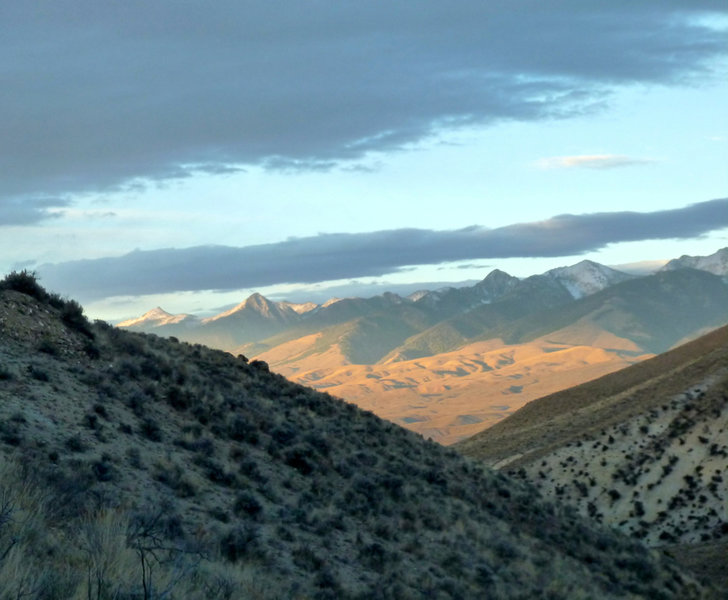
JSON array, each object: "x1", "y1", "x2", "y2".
[{"x1": 1, "y1": 1, "x2": 727, "y2": 321}]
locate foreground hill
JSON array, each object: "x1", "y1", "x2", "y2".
[
  {"x1": 0, "y1": 273, "x2": 712, "y2": 599},
  {"x1": 457, "y1": 324, "x2": 728, "y2": 591}
]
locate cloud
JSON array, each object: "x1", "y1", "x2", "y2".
[
  {"x1": 37, "y1": 198, "x2": 728, "y2": 301},
  {"x1": 1, "y1": 1, "x2": 726, "y2": 222},
  {"x1": 535, "y1": 155, "x2": 655, "y2": 170},
  {"x1": 266, "y1": 280, "x2": 483, "y2": 305},
  {"x1": 0, "y1": 197, "x2": 69, "y2": 226}
]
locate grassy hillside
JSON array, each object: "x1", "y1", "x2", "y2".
[{"x1": 0, "y1": 272, "x2": 713, "y2": 599}]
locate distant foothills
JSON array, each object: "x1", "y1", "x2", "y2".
[{"x1": 120, "y1": 247, "x2": 728, "y2": 443}]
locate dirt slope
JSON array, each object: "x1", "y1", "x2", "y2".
[{"x1": 457, "y1": 324, "x2": 728, "y2": 593}]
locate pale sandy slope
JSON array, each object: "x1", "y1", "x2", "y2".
[{"x1": 257, "y1": 331, "x2": 650, "y2": 445}]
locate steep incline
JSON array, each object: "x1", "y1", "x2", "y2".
[
  {"x1": 458, "y1": 325, "x2": 728, "y2": 592},
  {"x1": 0, "y1": 277, "x2": 713, "y2": 599}
]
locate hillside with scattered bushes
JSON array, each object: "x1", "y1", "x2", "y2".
[{"x1": 0, "y1": 272, "x2": 715, "y2": 598}]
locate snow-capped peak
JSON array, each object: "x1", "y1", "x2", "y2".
[
  {"x1": 545, "y1": 260, "x2": 632, "y2": 299},
  {"x1": 279, "y1": 301, "x2": 319, "y2": 315},
  {"x1": 117, "y1": 307, "x2": 192, "y2": 328},
  {"x1": 661, "y1": 247, "x2": 728, "y2": 277}
]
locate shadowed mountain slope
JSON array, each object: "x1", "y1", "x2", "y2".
[
  {"x1": 118, "y1": 255, "x2": 728, "y2": 445},
  {"x1": 488, "y1": 269, "x2": 728, "y2": 353},
  {"x1": 457, "y1": 324, "x2": 728, "y2": 593},
  {"x1": 0, "y1": 273, "x2": 714, "y2": 599}
]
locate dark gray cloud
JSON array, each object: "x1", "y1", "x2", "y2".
[
  {"x1": 37, "y1": 198, "x2": 728, "y2": 301},
  {"x1": 0, "y1": 198, "x2": 69, "y2": 225},
  {"x1": 1, "y1": 1, "x2": 726, "y2": 222}
]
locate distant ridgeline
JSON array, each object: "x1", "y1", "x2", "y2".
[
  {"x1": 0, "y1": 271, "x2": 712, "y2": 598},
  {"x1": 120, "y1": 249, "x2": 728, "y2": 361},
  {"x1": 119, "y1": 249, "x2": 728, "y2": 444}
]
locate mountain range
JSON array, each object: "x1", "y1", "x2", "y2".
[
  {"x1": 1, "y1": 273, "x2": 714, "y2": 598},
  {"x1": 120, "y1": 248, "x2": 728, "y2": 443},
  {"x1": 119, "y1": 259, "x2": 637, "y2": 355}
]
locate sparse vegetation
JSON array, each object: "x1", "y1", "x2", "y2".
[
  {"x1": 462, "y1": 322, "x2": 728, "y2": 596},
  {"x1": 0, "y1": 278, "x2": 716, "y2": 598}
]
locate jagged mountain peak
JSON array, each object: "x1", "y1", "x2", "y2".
[
  {"x1": 244, "y1": 291, "x2": 275, "y2": 311},
  {"x1": 142, "y1": 306, "x2": 173, "y2": 320},
  {"x1": 117, "y1": 306, "x2": 194, "y2": 328},
  {"x1": 380, "y1": 291, "x2": 408, "y2": 304},
  {"x1": 545, "y1": 259, "x2": 633, "y2": 299},
  {"x1": 661, "y1": 246, "x2": 728, "y2": 276},
  {"x1": 475, "y1": 269, "x2": 520, "y2": 299},
  {"x1": 483, "y1": 267, "x2": 514, "y2": 279},
  {"x1": 206, "y1": 293, "x2": 280, "y2": 321},
  {"x1": 407, "y1": 289, "x2": 429, "y2": 302}
]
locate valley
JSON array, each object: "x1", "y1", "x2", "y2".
[
  {"x1": 1, "y1": 272, "x2": 711, "y2": 598},
  {"x1": 120, "y1": 248, "x2": 728, "y2": 444},
  {"x1": 262, "y1": 336, "x2": 648, "y2": 444}
]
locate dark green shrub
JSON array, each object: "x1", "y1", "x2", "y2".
[
  {"x1": 493, "y1": 539, "x2": 519, "y2": 560},
  {"x1": 0, "y1": 270, "x2": 46, "y2": 299},
  {"x1": 238, "y1": 459, "x2": 264, "y2": 482},
  {"x1": 126, "y1": 447, "x2": 143, "y2": 469},
  {"x1": 65, "y1": 434, "x2": 87, "y2": 452},
  {"x1": 284, "y1": 444, "x2": 315, "y2": 475},
  {"x1": 83, "y1": 341, "x2": 101, "y2": 359},
  {"x1": 60, "y1": 299, "x2": 94, "y2": 338},
  {"x1": 220, "y1": 524, "x2": 259, "y2": 562},
  {"x1": 228, "y1": 416, "x2": 259, "y2": 444},
  {"x1": 115, "y1": 358, "x2": 141, "y2": 380},
  {"x1": 125, "y1": 391, "x2": 148, "y2": 417},
  {"x1": 140, "y1": 417, "x2": 163, "y2": 442},
  {"x1": 154, "y1": 463, "x2": 197, "y2": 498},
  {"x1": 37, "y1": 338, "x2": 59, "y2": 355},
  {"x1": 82, "y1": 413, "x2": 99, "y2": 430},
  {"x1": 28, "y1": 364, "x2": 50, "y2": 382},
  {"x1": 250, "y1": 360, "x2": 269, "y2": 372},
  {"x1": 271, "y1": 424, "x2": 297, "y2": 447},
  {"x1": 233, "y1": 491, "x2": 263, "y2": 518},
  {"x1": 0, "y1": 421, "x2": 23, "y2": 446},
  {"x1": 91, "y1": 459, "x2": 114, "y2": 482},
  {"x1": 193, "y1": 456, "x2": 236, "y2": 487},
  {"x1": 118, "y1": 423, "x2": 133, "y2": 435},
  {"x1": 360, "y1": 542, "x2": 387, "y2": 572},
  {"x1": 166, "y1": 385, "x2": 192, "y2": 411},
  {"x1": 174, "y1": 436, "x2": 215, "y2": 456}
]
